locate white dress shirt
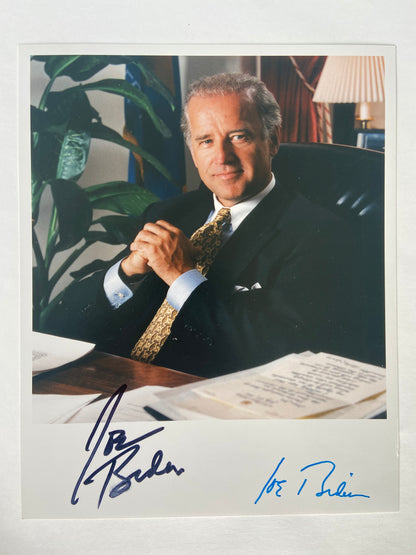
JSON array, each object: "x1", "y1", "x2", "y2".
[{"x1": 104, "y1": 175, "x2": 276, "y2": 310}]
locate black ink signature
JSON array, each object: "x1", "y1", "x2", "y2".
[
  {"x1": 71, "y1": 385, "x2": 185, "y2": 508},
  {"x1": 255, "y1": 457, "x2": 370, "y2": 504}
]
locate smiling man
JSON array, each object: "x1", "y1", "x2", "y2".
[
  {"x1": 187, "y1": 91, "x2": 279, "y2": 206},
  {"x1": 54, "y1": 73, "x2": 364, "y2": 377}
]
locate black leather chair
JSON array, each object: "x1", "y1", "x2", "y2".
[
  {"x1": 273, "y1": 143, "x2": 385, "y2": 367},
  {"x1": 273, "y1": 143, "x2": 384, "y2": 220}
]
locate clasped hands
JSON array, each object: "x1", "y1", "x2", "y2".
[{"x1": 121, "y1": 221, "x2": 199, "y2": 286}]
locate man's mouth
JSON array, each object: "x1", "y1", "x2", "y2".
[{"x1": 213, "y1": 169, "x2": 243, "y2": 179}]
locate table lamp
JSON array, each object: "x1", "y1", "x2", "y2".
[{"x1": 313, "y1": 56, "x2": 385, "y2": 129}]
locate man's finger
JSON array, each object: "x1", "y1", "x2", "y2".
[
  {"x1": 142, "y1": 221, "x2": 178, "y2": 238},
  {"x1": 154, "y1": 220, "x2": 181, "y2": 234},
  {"x1": 130, "y1": 237, "x2": 153, "y2": 252}
]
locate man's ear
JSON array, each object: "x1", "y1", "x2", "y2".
[{"x1": 269, "y1": 126, "x2": 280, "y2": 157}]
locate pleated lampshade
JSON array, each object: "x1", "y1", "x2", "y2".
[
  {"x1": 313, "y1": 56, "x2": 385, "y2": 103},
  {"x1": 313, "y1": 56, "x2": 385, "y2": 126}
]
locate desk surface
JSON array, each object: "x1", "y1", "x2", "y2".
[{"x1": 33, "y1": 350, "x2": 204, "y2": 396}]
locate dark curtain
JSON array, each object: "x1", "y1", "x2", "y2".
[{"x1": 261, "y1": 56, "x2": 326, "y2": 143}]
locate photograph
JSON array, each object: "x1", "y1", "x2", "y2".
[
  {"x1": 21, "y1": 45, "x2": 398, "y2": 519},
  {"x1": 30, "y1": 52, "x2": 387, "y2": 423}
]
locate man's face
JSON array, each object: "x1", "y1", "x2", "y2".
[{"x1": 187, "y1": 93, "x2": 279, "y2": 207}]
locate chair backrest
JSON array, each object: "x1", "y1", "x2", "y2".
[
  {"x1": 274, "y1": 143, "x2": 385, "y2": 367},
  {"x1": 273, "y1": 142, "x2": 384, "y2": 221}
]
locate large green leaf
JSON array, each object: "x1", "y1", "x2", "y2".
[
  {"x1": 94, "y1": 214, "x2": 142, "y2": 243},
  {"x1": 33, "y1": 54, "x2": 138, "y2": 81},
  {"x1": 32, "y1": 91, "x2": 97, "y2": 184},
  {"x1": 50, "y1": 179, "x2": 92, "y2": 251},
  {"x1": 70, "y1": 258, "x2": 109, "y2": 280},
  {"x1": 31, "y1": 105, "x2": 66, "y2": 135},
  {"x1": 37, "y1": 55, "x2": 108, "y2": 82},
  {"x1": 89, "y1": 122, "x2": 174, "y2": 183},
  {"x1": 31, "y1": 132, "x2": 62, "y2": 182},
  {"x1": 56, "y1": 130, "x2": 91, "y2": 181},
  {"x1": 45, "y1": 89, "x2": 100, "y2": 131},
  {"x1": 85, "y1": 180, "x2": 158, "y2": 202},
  {"x1": 72, "y1": 79, "x2": 172, "y2": 138},
  {"x1": 31, "y1": 176, "x2": 47, "y2": 224},
  {"x1": 34, "y1": 55, "x2": 81, "y2": 80},
  {"x1": 85, "y1": 181, "x2": 158, "y2": 215},
  {"x1": 32, "y1": 266, "x2": 42, "y2": 328},
  {"x1": 32, "y1": 239, "x2": 48, "y2": 299},
  {"x1": 132, "y1": 61, "x2": 175, "y2": 110}
]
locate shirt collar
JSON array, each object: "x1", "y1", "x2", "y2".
[{"x1": 212, "y1": 174, "x2": 276, "y2": 231}]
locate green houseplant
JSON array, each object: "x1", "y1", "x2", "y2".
[{"x1": 31, "y1": 55, "x2": 178, "y2": 330}]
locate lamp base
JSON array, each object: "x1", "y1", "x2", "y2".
[{"x1": 356, "y1": 117, "x2": 373, "y2": 130}]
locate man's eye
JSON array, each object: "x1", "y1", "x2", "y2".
[
  {"x1": 231, "y1": 134, "x2": 247, "y2": 142},
  {"x1": 199, "y1": 139, "x2": 212, "y2": 146}
]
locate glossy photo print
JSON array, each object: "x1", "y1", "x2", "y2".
[{"x1": 21, "y1": 45, "x2": 398, "y2": 518}]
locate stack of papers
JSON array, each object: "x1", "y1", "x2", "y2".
[{"x1": 145, "y1": 352, "x2": 387, "y2": 420}]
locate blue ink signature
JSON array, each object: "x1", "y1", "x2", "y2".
[
  {"x1": 71, "y1": 385, "x2": 185, "y2": 508},
  {"x1": 254, "y1": 457, "x2": 287, "y2": 504},
  {"x1": 255, "y1": 457, "x2": 370, "y2": 504}
]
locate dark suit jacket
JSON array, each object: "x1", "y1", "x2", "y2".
[{"x1": 49, "y1": 180, "x2": 367, "y2": 378}]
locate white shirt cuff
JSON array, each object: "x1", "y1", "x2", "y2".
[
  {"x1": 104, "y1": 260, "x2": 133, "y2": 309},
  {"x1": 166, "y1": 269, "x2": 207, "y2": 311}
]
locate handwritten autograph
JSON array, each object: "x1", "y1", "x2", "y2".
[
  {"x1": 71, "y1": 385, "x2": 185, "y2": 508},
  {"x1": 255, "y1": 457, "x2": 370, "y2": 504}
]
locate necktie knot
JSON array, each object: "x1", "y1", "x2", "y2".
[
  {"x1": 191, "y1": 208, "x2": 231, "y2": 246},
  {"x1": 214, "y1": 207, "x2": 232, "y2": 228}
]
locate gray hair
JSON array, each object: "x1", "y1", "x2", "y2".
[{"x1": 181, "y1": 73, "x2": 282, "y2": 146}]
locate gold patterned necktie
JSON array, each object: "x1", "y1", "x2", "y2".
[{"x1": 131, "y1": 208, "x2": 231, "y2": 363}]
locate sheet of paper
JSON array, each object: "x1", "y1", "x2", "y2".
[
  {"x1": 316, "y1": 393, "x2": 387, "y2": 419},
  {"x1": 32, "y1": 332, "x2": 95, "y2": 373},
  {"x1": 279, "y1": 352, "x2": 387, "y2": 404},
  {"x1": 66, "y1": 386, "x2": 168, "y2": 423},
  {"x1": 32, "y1": 393, "x2": 99, "y2": 424}
]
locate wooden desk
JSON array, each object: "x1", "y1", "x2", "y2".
[{"x1": 33, "y1": 350, "x2": 204, "y2": 396}]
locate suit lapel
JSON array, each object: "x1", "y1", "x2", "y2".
[
  {"x1": 175, "y1": 188, "x2": 214, "y2": 237},
  {"x1": 208, "y1": 181, "x2": 295, "y2": 283}
]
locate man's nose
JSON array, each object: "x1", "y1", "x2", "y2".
[{"x1": 213, "y1": 140, "x2": 235, "y2": 164}]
